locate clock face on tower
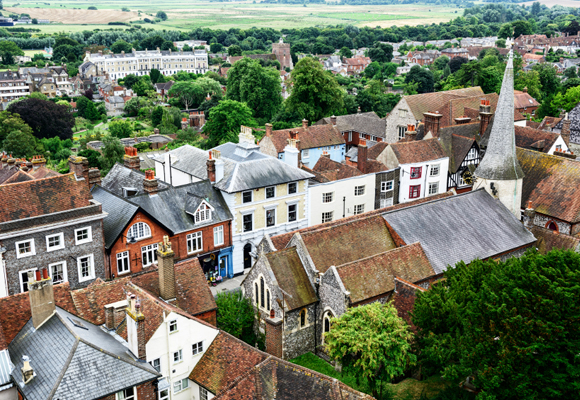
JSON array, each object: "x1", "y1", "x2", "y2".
[{"x1": 462, "y1": 170, "x2": 473, "y2": 185}]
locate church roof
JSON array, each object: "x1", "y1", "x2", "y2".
[{"x1": 474, "y1": 51, "x2": 525, "y2": 181}]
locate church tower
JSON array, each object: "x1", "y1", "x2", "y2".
[{"x1": 473, "y1": 51, "x2": 524, "y2": 217}]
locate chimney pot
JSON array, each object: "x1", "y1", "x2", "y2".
[
  {"x1": 35, "y1": 270, "x2": 41, "y2": 281},
  {"x1": 302, "y1": 119, "x2": 308, "y2": 129},
  {"x1": 265, "y1": 123, "x2": 273, "y2": 137},
  {"x1": 42, "y1": 268, "x2": 48, "y2": 280},
  {"x1": 330, "y1": 115, "x2": 337, "y2": 126}
]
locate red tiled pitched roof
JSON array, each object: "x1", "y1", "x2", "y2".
[
  {"x1": 29, "y1": 166, "x2": 61, "y2": 179},
  {"x1": 269, "y1": 191, "x2": 455, "y2": 251},
  {"x1": 311, "y1": 156, "x2": 364, "y2": 181},
  {"x1": 335, "y1": 242, "x2": 434, "y2": 304},
  {"x1": 1, "y1": 170, "x2": 35, "y2": 184},
  {"x1": 514, "y1": 90, "x2": 540, "y2": 110},
  {"x1": 538, "y1": 116, "x2": 562, "y2": 131},
  {"x1": 189, "y1": 331, "x2": 268, "y2": 394},
  {"x1": 0, "y1": 172, "x2": 91, "y2": 222},
  {"x1": 532, "y1": 226, "x2": 580, "y2": 254},
  {"x1": 514, "y1": 126, "x2": 560, "y2": 153},
  {"x1": 267, "y1": 124, "x2": 345, "y2": 153},
  {"x1": 404, "y1": 87, "x2": 485, "y2": 121},
  {"x1": 367, "y1": 142, "x2": 389, "y2": 160},
  {"x1": 70, "y1": 278, "x2": 129, "y2": 325},
  {"x1": 390, "y1": 138, "x2": 447, "y2": 164}
]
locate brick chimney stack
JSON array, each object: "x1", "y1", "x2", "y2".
[
  {"x1": 126, "y1": 294, "x2": 146, "y2": 359},
  {"x1": 31, "y1": 155, "x2": 46, "y2": 170},
  {"x1": 479, "y1": 99, "x2": 493, "y2": 136},
  {"x1": 524, "y1": 201, "x2": 535, "y2": 229},
  {"x1": 7, "y1": 157, "x2": 15, "y2": 168},
  {"x1": 423, "y1": 111, "x2": 442, "y2": 137},
  {"x1": 207, "y1": 151, "x2": 216, "y2": 184},
  {"x1": 454, "y1": 116, "x2": 472, "y2": 125},
  {"x1": 357, "y1": 139, "x2": 368, "y2": 173},
  {"x1": 88, "y1": 168, "x2": 101, "y2": 188},
  {"x1": 181, "y1": 117, "x2": 189, "y2": 131},
  {"x1": 157, "y1": 236, "x2": 176, "y2": 301},
  {"x1": 143, "y1": 170, "x2": 158, "y2": 195},
  {"x1": 68, "y1": 156, "x2": 89, "y2": 181},
  {"x1": 561, "y1": 113, "x2": 571, "y2": 148},
  {"x1": 28, "y1": 268, "x2": 56, "y2": 329},
  {"x1": 302, "y1": 119, "x2": 308, "y2": 129},
  {"x1": 265, "y1": 123, "x2": 273, "y2": 137},
  {"x1": 123, "y1": 147, "x2": 140, "y2": 170},
  {"x1": 330, "y1": 115, "x2": 337, "y2": 126},
  {"x1": 405, "y1": 124, "x2": 417, "y2": 141}
]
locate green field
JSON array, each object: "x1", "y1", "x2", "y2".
[{"x1": 5, "y1": 1, "x2": 460, "y2": 32}]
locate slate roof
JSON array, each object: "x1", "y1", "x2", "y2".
[
  {"x1": 516, "y1": 148, "x2": 580, "y2": 223},
  {"x1": 390, "y1": 138, "x2": 448, "y2": 164},
  {"x1": 212, "y1": 357, "x2": 374, "y2": 400},
  {"x1": 189, "y1": 331, "x2": 268, "y2": 395},
  {"x1": 128, "y1": 180, "x2": 232, "y2": 235},
  {"x1": 475, "y1": 52, "x2": 524, "y2": 181},
  {"x1": 266, "y1": 124, "x2": 344, "y2": 153},
  {"x1": 382, "y1": 189, "x2": 536, "y2": 274},
  {"x1": 8, "y1": 308, "x2": 159, "y2": 400},
  {"x1": 0, "y1": 172, "x2": 91, "y2": 222},
  {"x1": 514, "y1": 125, "x2": 560, "y2": 153},
  {"x1": 90, "y1": 186, "x2": 140, "y2": 249},
  {"x1": 404, "y1": 87, "x2": 484, "y2": 121},
  {"x1": 266, "y1": 247, "x2": 318, "y2": 310},
  {"x1": 101, "y1": 163, "x2": 169, "y2": 197},
  {"x1": 316, "y1": 112, "x2": 387, "y2": 139},
  {"x1": 335, "y1": 242, "x2": 434, "y2": 304}
]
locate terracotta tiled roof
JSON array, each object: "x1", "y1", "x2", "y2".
[
  {"x1": 269, "y1": 191, "x2": 455, "y2": 251},
  {"x1": 1, "y1": 170, "x2": 34, "y2": 184},
  {"x1": 189, "y1": 331, "x2": 268, "y2": 394},
  {"x1": 212, "y1": 357, "x2": 374, "y2": 400},
  {"x1": 311, "y1": 156, "x2": 364, "y2": 181},
  {"x1": 0, "y1": 172, "x2": 91, "y2": 221},
  {"x1": 335, "y1": 242, "x2": 434, "y2": 304},
  {"x1": 447, "y1": 93, "x2": 498, "y2": 125},
  {"x1": 517, "y1": 148, "x2": 580, "y2": 223},
  {"x1": 404, "y1": 87, "x2": 485, "y2": 120},
  {"x1": 514, "y1": 126, "x2": 560, "y2": 153},
  {"x1": 367, "y1": 142, "x2": 389, "y2": 160},
  {"x1": 267, "y1": 124, "x2": 345, "y2": 153},
  {"x1": 514, "y1": 90, "x2": 540, "y2": 110},
  {"x1": 70, "y1": 278, "x2": 129, "y2": 325},
  {"x1": 131, "y1": 257, "x2": 217, "y2": 317},
  {"x1": 390, "y1": 138, "x2": 447, "y2": 164},
  {"x1": 0, "y1": 283, "x2": 76, "y2": 350},
  {"x1": 300, "y1": 216, "x2": 396, "y2": 274},
  {"x1": 532, "y1": 226, "x2": 580, "y2": 254},
  {"x1": 538, "y1": 116, "x2": 562, "y2": 131},
  {"x1": 29, "y1": 166, "x2": 61, "y2": 179},
  {"x1": 266, "y1": 247, "x2": 318, "y2": 310}
]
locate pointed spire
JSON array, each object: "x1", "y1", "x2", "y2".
[{"x1": 474, "y1": 51, "x2": 524, "y2": 181}]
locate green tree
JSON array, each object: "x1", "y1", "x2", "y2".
[
  {"x1": 168, "y1": 81, "x2": 204, "y2": 110},
  {"x1": 228, "y1": 45, "x2": 242, "y2": 57},
  {"x1": 215, "y1": 291, "x2": 257, "y2": 345},
  {"x1": 0, "y1": 41, "x2": 23, "y2": 56},
  {"x1": 324, "y1": 302, "x2": 415, "y2": 399},
  {"x1": 1, "y1": 51, "x2": 14, "y2": 65},
  {"x1": 226, "y1": 57, "x2": 282, "y2": 120},
  {"x1": 123, "y1": 74, "x2": 140, "y2": 89},
  {"x1": 339, "y1": 46, "x2": 352, "y2": 59},
  {"x1": 552, "y1": 85, "x2": 580, "y2": 112},
  {"x1": 99, "y1": 135, "x2": 125, "y2": 174},
  {"x1": 414, "y1": 249, "x2": 580, "y2": 400},
  {"x1": 203, "y1": 99, "x2": 255, "y2": 146},
  {"x1": 149, "y1": 68, "x2": 162, "y2": 84},
  {"x1": 286, "y1": 57, "x2": 344, "y2": 123},
  {"x1": 478, "y1": 66, "x2": 502, "y2": 94},
  {"x1": 512, "y1": 20, "x2": 533, "y2": 38},
  {"x1": 515, "y1": 70, "x2": 542, "y2": 101},
  {"x1": 151, "y1": 106, "x2": 164, "y2": 127},
  {"x1": 405, "y1": 65, "x2": 434, "y2": 93},
  {"x1": 2, "y1": 130, "x2": 40, "y2": 158},
  {"x1": 132, "y1": 76, "x2": 155, "y2": 97},
  {"x1": 155, "y1": 11, "x2": 168, "y2": 21},
  {"x1": 110, "y1": 40, "x2": 133, "y2": 54},
  {"x1": 367, "y1": 42, "x2": 393, "y2": 63},
  {"x1": 531, "y1": 1, "x2": 541, "y2": 15},
  {"x1": 496, "y1": 39, "x2": 506, "y2": 48},
  {"x1": 533, "y1": 63, "x2": 560, "y2": 97},
  {"x1": 109, "y1": 119, "x2": 133, "y2": 139},
  {"x1": 364, "y1": 61, "x2": 381, "y2": 79},
  {"x1": 0, "y1": 111, "x2": 32, "y2": 144},
  {"x1": 77, "y1": 148, "x2": 102, "y2": 169},
  {"x1": 432, "y1": 55, "x2": 450, "y2": 71},
  {"x1": 564, "y1": 66, "x2": 577, "y2": 80}
]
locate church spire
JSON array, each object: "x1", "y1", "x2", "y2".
[{"x1": 474, "y1": 51, "x2": 524, "y2": 181}]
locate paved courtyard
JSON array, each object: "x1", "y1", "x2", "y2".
[{"x1": 210, "y1": 273, "x2": 245, "y2": 296}]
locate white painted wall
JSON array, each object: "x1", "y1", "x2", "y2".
[
  {"x1": 154, "y1": 156, "x2": 201, "y2": 186},
  {"x1": 145, "y1": 312, "x2": 219, "y2": 400},
  {"x1": 308, "y1": 174, "x2": 376, "y2": 226},
  {"x1": 547, "y1": 135, "x2": 569, "y2": 155},
  {"x1": 473, "y1": 177, "x2": 523, "y2": 218},
  {"x1": 398, "y1": 158, "x2": 449, "y2": 203}
]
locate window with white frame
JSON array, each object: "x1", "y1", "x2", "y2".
[
  {"x1": 266, "y1": 208, "x2": 276, "y2": 227},
  {"x1": 354, "y1": 204, "x2": 365, "y2": 215},
  {"x1": 381, "y1": 180, "x2": 394, "y2": 192},
  {"x1": 428, "y1": 182, "x2": 439, "y2": 195},
  {"x1": 192, "y1": 341, "x2": 204, "y2": 355},
  {"x1": 116, "y1": 387, "x2": 135, "y2": 400},
  {"x1": 354, "y1": 185, "x2": 365, "y2": 196},
  {"x1": 49, "y1": 261, "x2": 66, "y2": 284},
  {"x1": 288, "y1": 182, "x2": 297, "y2": 194},
  {"x1": 19, "y1": 268, "x2": 37, "y2": 293},
  {"x1": 213, "y1": 225, "x2": 224, "y2": 246},
  {"x1": 169, "y1": 320, "x2": 178, "y2": 332},
  {"x1": 266, "y1": 186, "x2": 276, "y2": 199},
  {"x1": 322, "y1": 211, "x2": 333, "y2": 223},
  {"x1": 173, "y1": 349, "x2": 183, "y2": 363},
  {"x1": 288, "y1": 203, "x2": 297, "y2": 222},
  {"x1": 150, "y1": 358, "x2": 160, "y2": 372},
  {"x1": 159, "y1": 389, "x2": 169, "y2": 400},
  {"x1": 200, "y1": 387, "x2": 209, "y2": 400},
  {"x1": 187, "y1": 231, "x2": 203, "y2": 254},
  {"x1": 77, "y1": 255, "x2": 95, "y2": 282},
  {"x1": 173, "y1": 378, "x2": 188, "y2": 393},
  {"x1": 398, "y1": 125, "x2": 407, "y2": 140},
  {"x1": 322, "y1": 192, "x2": 333, "y2": 203},
  {"x1": 380, "y1": 197, "x2": 394, "y2": 208},
  {"x1": 142, "y1": 243, "x2": 158, "y2": 267},
  {"x1": 117, "y1": 251, "x2": 130, "y2": 274},
  {"x1": 75, "y1": 226, "x2": 92, "y2": 245},
  {"x1": 195, "y1": 203, "x2": 212, "y2": 223},
  {"x1": 467, "y1": 147, "x2": 477, "y2": 159},
  {"x1": 46, "y1": 233, "x2": 64, "y2": 251},
  {"x1": 15, "y1": 239, "x2": 35, "y2": 258},
  {"x1": 243, "y1": 213, "x2": 253, "y2": 232},
  {"x1": 128, "y1": 222, "x2": 151, "y2": 240},
  {"x1": 242, "y1": 190, "x2": 252, "y2": 203},
  {"x1": 430, "y1": 164, "x2": 440, "y2": 177}
]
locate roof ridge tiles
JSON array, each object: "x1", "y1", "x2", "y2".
[
  {"x1": 382, "y1": 188, "x2": 484, "y2": 216},
  {"x1": 394, "y1": 276, "x2": 427, "y2": 292},
  {"x1": 334, "y1": 242, "x2": 423, "y2": 269}
]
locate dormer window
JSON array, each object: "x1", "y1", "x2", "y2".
[{"x1": 195, "y1": 202, "x2": 212, "y2": 223}]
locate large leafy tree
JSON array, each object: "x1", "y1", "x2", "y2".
[
  {"x1": 8, "y1": 98, "x2": 74, "y2": 140},
  {"x1": 405, "y1": 65, "x2": 434, "y2": 93},
  {"x1": 203, "y1": 99, "x2": 255, "y2": 146},
  {"x1": 0, "y1": 111, "x2": 32, "y2": 144},
  {"x1": 109, "y1": 119, "x2": 133, "y2": 139},
  {"x1": 226, "y1": 57, "x2": 282, "y2": 120},
  {"x1": 552, "y1": 85, "x2": 580, "y2": 113},
  {"x1": 110, "y1": 40, "x2": 133, "y2": 54},
  {"x1": 367, "y1": 42, "x2": 393, "y2": 63},
  {"x1": 215, "y1": 291, "x2": 257, "y2": 345},
  {"x1": 99, "y1": 135, "x2": 125, "y2": 174},
  {"x1": 324, "y1": 302, "x2": 415, "y2": 399},
  {"x1": 286, "y1": 57, "x2": 344, "y2": 123},
  {"x1": 2, "y1": 130, "x2": 42, "y2": 158},
  {"x1": 413, "y1": 249, "x2": 580, "y2": 400},
  {"x1": 168, "y1": 81, "x2": 205, "y2": 110}
]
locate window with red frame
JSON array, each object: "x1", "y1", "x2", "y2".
[
  {"x1": 410, "y1": 167, "x2": 422, "y2": 179},
  {"x1": 409, "y1": 185, "x2": 420, "y2": 199}
]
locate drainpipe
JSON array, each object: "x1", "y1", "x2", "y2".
[
  {"x1": 343, "y1": 196, "x2": 346, "y2": 218},
  {"x1": 0, "y1": 246, "x2": 7, "y2": 298}
]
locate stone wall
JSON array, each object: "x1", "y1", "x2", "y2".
[
  {"x1": 374, "y1": 168, "x2": 400, "y2": 209},
  {"x1": 317, "y1": 267, "x2": 348, "y2": 348},
  {"x1": 385, "y1": 98, "x2": 417, "y2": 143},
  {"x1": 534, "y1": 213, "x2": 571, "y2": 235},
  {"x1": 282, "y1": 304, "x2": 317, "y2": 360}
]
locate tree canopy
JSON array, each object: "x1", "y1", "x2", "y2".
[
  {"x1": 203, "y1": 99, "x2": 255, "y2": 146},
  {"x1": 8, "y1": 98, "x2": 74, "y2": 140}
]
